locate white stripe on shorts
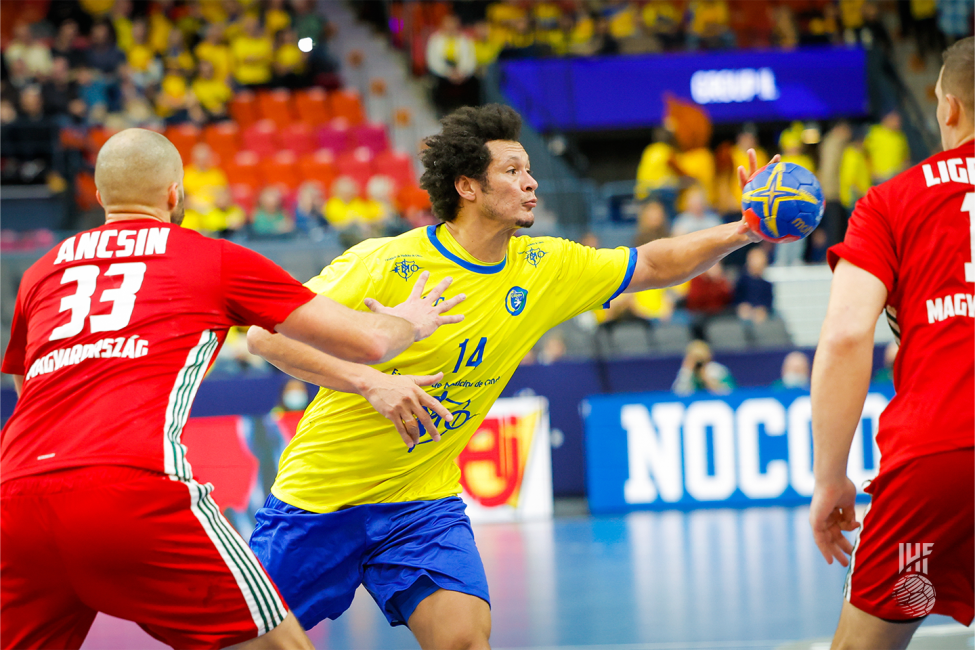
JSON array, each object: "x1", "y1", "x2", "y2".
[
  {"x1": 185, "y1": 480, "x2": 287, "y2": 635},
  {"x1": 843, "y1": 501, "x2": 872, "y2": 602}
]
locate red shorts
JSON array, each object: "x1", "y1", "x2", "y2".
[
  {"x1": 845, "y1": 448, "x2": 974, "y2": 625},
  {"x1": 1, "y1": 465, "x2": 289, "y2": 650}
]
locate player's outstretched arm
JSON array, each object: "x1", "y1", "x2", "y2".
[
  {"x1": 275, "y1": 274, "x2": 464, "y2": 365},
  {"x1": 627, "y1": 221, "x2": 759, "y2": 291},
  {"x1": 276, "y1": 294, "x2": 414, "y2": 365},
  {"x1": 809, "y1": 259, "x2": 887, "y2": 566},
  {"x1": 625, "y1": 150, "x2": 774, "y2": 292}
]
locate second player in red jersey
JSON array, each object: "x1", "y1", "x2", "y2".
[{"x1": 810, "y1": 38, "x2": 974, "y2": 650}]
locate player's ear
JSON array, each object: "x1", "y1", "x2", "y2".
[
  {"x1": 945, "y1": 94, "x2": 962, "y2": 127},
  {"x1": 166, "y1": 182, "x2": 180, "y2": 210},
  {"x1": 455, "y1": 176, "x2": 477, "y2": 202},
  {"x1": 95, "y1": 189, "x2": 104, "y2": 208}
]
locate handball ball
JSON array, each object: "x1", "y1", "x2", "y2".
[{"x1": 742, "y1": 162, "x2": 824, "y2": 243}]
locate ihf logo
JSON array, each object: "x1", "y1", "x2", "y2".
[{"x1": 892, "y1": 543, "x2": 936, "y2": 617}]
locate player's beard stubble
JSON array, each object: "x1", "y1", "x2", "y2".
[{"x1": 171, "y1": 189, "x2": 185, "y2": 226}]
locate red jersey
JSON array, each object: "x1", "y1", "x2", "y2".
[
  {"x1": 1, "y1": 220, "x2": 315, "y2": 483},
  {"x1": 828, "y1": 140, "x2": 975, "y2": 473}
]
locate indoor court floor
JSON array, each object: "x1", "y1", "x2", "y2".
[{"x1": 80, "y1": 506, "x2": 971, "y2": 650}]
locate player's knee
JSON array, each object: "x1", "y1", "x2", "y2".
[
  {"x1": 231, "y1": 612, "x2": 313, "y2": 650},
  {"x1": 436, "y1": 629, "x2": 490, "y2": 650}
]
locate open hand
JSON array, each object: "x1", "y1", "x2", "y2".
[
  {"x1": 735, "y1": 148, "x2": 782, "y2": 243},
  {"x1": 809, "y1": 477, "x2": 861, "y2": 567},
  {"x1": 364, "y1": 271, "x2": 466, "y2": 341},
  {"x1": 362, "y1": 371, "x2": 452, "y2": 449}
]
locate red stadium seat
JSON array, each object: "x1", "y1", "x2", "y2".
[
  {"x1": 298, "y1": 149, "x2": 338, "y2": 188},
  {"x1": 316, "y1": 123, "x2": 351, "y2": 156},
  {"x1": 260, "y1": 150, "x2": 300, "y2": 190},
  {"x1": 242, "y1": 120, "x2": 280, "y2": 158},
  {"x1": 397, "y1": 183, "x2": 432, "y2": 212},
  {"x1": 350, "y1": 123, "x2": 389, "y2": 155},
  {"x1": 222, "y1": 150, "x2": 263, "y2": 189},
  {"x1": 229, "y1": 91, "x2": 260, "y2": 129},
  {"x1": 279, "y1": 122, "x2": 316, "y2": 156},
  {"x1": 86, "y1": 126, "x2": 117, "y2": 158},
  {"x1": 329, "y1": 89, "x2": 365, "y2": 125},
  {"x1": 373, "y1": 150, "x2": 416, "y2": 189},
  {"x1": 165, "y1": 123, "x2": 202, "y2": 164},
  {"x1": 204, "y1": 122, "x2": 241, "y2": 161},
  {"x1": 257, "y1": 88, "x2": 295, "y2": 129},
  {"x1": 294, "y1": 87, "x2": 331, "y2": 124},
  {"x1": 335, "y1": 147, "x2": 374, "y2": 192}
]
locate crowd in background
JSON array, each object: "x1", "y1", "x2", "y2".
[
  {"x1": 2, "y1": 0, "x2": 337, "y2": 134},
  {"x1": 2, "y1": 0, "x2": 969, "y2": 383},
  {"x1": 0, "y1": 0, "x2": 438, "y2": 245}
]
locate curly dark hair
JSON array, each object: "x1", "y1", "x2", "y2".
[{"x1": 419, "y1": 104, "x2": 522, "y2": 222}]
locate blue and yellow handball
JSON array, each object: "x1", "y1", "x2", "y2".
[{"x1": 741, "y1": 162, "x2": 824, "y2": 243}]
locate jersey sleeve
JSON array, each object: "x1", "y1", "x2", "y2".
[
  {"x1": 219, "y1": 241, "x2": 316, "y2": 330},
  {"x1": 546, "y1": 240, "x2": 637, "y2": 325},
  {"x1": 304, "y1": 251, "x2": 377, "y2": 308},
  {"x1": 827, "y1": 186, "x2": 897, "y2": 293},
  {"x1": 1, "y1": 292, "x2": 28, "y2": 376}
]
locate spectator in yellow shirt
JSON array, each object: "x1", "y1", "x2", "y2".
[
  {"x1": 231, "y1": 15, "x2": 274, "y2": 87},
  {"x1": 264, "y1": 0, "x2": 292, "y2": 37},
  {"x1": 156, "y1": 63, "x2": 191, "y2": 123},
  {"x1": 643, "y1": 1, "x2": 684, "y2": 49},
  {"x1": 163, "y1": 28, "x2": 196, "y2": 76},
  {"x1": 323, "y1": 176, "x2": 385, "y2": 230},
  {"x1": 486, "y1": 0, "x2": 527, "y2": 44},
  {"x1": 686, "y1": 0, "x2": 736, "y2": 50},
  {"x1": 778, "y1": 126, "x2": 816, "y2": 174},
  {"x1": 471, "y1": 21, "x2": 503, "y2": 68},
  {"x1": 204, "y1": 186, "x2": 247, "y2": 234},
  {"x1": 195, "y1": 24, "x2": 233, "y2": 83},
  {"x1": 111, "y1": 0, "x2": 134, "y2": 53},
  {"x1": 148, "y1": 6, "x2": 173, "y2": 54},
  {"x1": 191, "y1": 60, "x2": 233, "y2": 121},
  {"x1": 127, "y1": 19, "x2": 163, "y2": 91},
  {"x1": 605, "y1": 1, "x2": 638, "y2": 40},
  {"x1": 839, "y1": 129, "x2": 872, "y2": 210},
  {"x1": 273, "y1": 28, "x2": 308, "y2": 88},
  {"x1": 184, "y1": 143, "x2": 230, "y2": 212},
  {"x1": 634, "y1": 128, "x2": 683, "y2": 210},
  {"x1": 864, "y1": 111, "x2": 910, "y2": 183}
]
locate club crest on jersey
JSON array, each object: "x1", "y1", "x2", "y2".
[
  {"x1": 505, "y1": 286, "x2": 528, "y2": 316},
  {"x1": 391, "y1": 259, "x2": 421, "y2": 281},
  {"x1": 521, "y1": 246, "x2": 547, "y2": 268}
]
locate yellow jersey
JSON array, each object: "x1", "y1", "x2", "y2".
[{"x1": 272, "y1": 225, "x2": 635, "y2": 512}]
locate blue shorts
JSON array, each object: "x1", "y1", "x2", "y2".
[{"x1": 249, "y1": 495, "x2": 490, "y2": 629}]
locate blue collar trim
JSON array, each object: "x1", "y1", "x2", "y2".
[{"x1": 426, "y1": 225, "x2": 507, "y2": 274}]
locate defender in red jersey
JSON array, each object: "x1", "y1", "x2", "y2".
[
  {"x1": 0, "y1": 129, "x2": 464, "y2": 650},
  {"x1": 810, "y1": 39, "x2": 974, "y2": 649}
]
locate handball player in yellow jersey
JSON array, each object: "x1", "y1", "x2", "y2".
[{"x1": 247, "y1": 104, "x2": 769, "y2": 649}]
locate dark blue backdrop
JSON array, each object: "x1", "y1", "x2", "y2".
[
  {"x1": 0, "y1": 346, "x2": 890, "y2": 497},
  {"x1": 499, "y1": 47, "x2": 868, "y2": 131}
]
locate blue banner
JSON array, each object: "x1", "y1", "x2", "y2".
[
  {"x1": 499, "y1": 47, "x2": 868, "y2": 131},
  {"x1": 583, "y1": 386, "x2": 894, "y2": 513}
]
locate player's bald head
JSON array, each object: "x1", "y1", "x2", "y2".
[{"x1": 95, "y1": 128, "x2": 183, "y2": 210}]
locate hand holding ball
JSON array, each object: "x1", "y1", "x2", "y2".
[{"x1": 741, "y1": 162, "x2": 824, "y2": 243}]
